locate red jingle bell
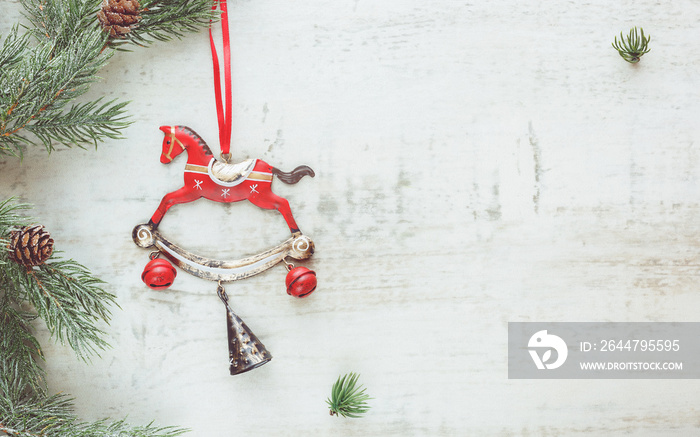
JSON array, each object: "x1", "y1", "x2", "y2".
[
  {"x1": 285, "y1": 265, "x2": 317, "y2": 298},
  {"x1": 142, "y1": 257, "x2": 177, "y2": 290}
]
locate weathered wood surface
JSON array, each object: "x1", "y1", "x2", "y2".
[{"x1": 2, "y1": 0, "x2": 700, "y2": 435}]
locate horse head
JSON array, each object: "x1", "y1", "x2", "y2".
[{"x1": 159, "y1": 126, "x2": 186, "y2": 164}]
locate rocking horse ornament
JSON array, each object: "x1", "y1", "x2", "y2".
[{"x1": 132, "y1": 0, "x2": 316, "y2": 375}]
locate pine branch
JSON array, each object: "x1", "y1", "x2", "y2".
[
  {"x1": 0, "y1": 391, "x2": 76, "y2": 437},
  {"x1": 0, "y1": 26, "x2": 30, "y2": 71},
  {"x1": 0, "y1": 198, "x2": 31, "y2": 245},
  {"x1": 26, "y1": 98, "x2": 130, "y2": 150},
  {"x1": 0, "y1": 298, "x2": 46, "y2": 399},
  {"x1": 0, "y1": 389, "x2": 189, "y2": 437},
  {"x1": 0, "y1": 199, "x2": 115, "y2": 361},
  {"x1": 0, "y1": 198, "x2": 186, "y2": 435},
  {"x1": 0, "y1": 29, "x2": 31, "y2": 156},
  {"x1": 1, "y1": 0, "x2": 214, "y2": 154},
  {"x1": 109, "y1": 0, "x2": 217, "y2": 49},
  {"x1": 3, "y1": 256, "x2": 116, "y2": 361},
  {"x1": 0, "y1": 0, "x2": 131, "y2": 156}
]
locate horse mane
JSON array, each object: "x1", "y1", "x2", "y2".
[{"x1": 177, "y1": 126, "x2": 213, "y2": 157}]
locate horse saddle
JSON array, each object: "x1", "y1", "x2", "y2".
[{"x1": 210, "y1": 158, "x2": 256, "y2": 183}]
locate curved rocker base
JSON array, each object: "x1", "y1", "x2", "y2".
[{"x1": 133, "y1": 222, "x2": 314, "y2": 282}]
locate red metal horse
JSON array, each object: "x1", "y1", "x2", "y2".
[{"x1": 148, "y1": 125, "x2": 314, "y2": 235}]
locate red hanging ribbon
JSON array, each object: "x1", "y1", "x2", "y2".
[{"x1": 210, "y1": 0, "x2": 232, "y2": 159}]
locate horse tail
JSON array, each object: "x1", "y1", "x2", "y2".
[{"x1": 271, "y1": 165, "x2": 315, "y2": 184}]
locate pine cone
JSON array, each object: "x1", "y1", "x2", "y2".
[
  {"x1": 8, "y1": 225, "x2": 54, "y2": 267},
  {"x1": 97, "y1": 0, "x2": 142, "y2": 38}
]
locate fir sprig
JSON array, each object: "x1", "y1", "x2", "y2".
[
  {"x1": 612, "y1": 27, "x2": 651, "y2": 63},
  {"x1": 326, "y1": 373, "x2": 371, "y2": 418}
]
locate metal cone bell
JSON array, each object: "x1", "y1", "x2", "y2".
[{"x1": 217, "y1": 285, "x2": 272, "y2": 375}]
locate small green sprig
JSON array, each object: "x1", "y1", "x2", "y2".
[
  {"x1": 326, "y1": 373, "x2": 371, "y2": 418},
  {"x1": 612, "y1": 27, "x2": 651, "y2": 63}
]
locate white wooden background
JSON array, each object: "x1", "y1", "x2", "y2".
[{"x1": 2, "y1": 0, "x2": 700, "y2": 435}]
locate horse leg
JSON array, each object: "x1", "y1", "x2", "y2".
[
  {"x1": 149, "y1": 186, "x2": 202, "y2": 228},
  {"x1": 248, "y1": 189, "x2": 301, "y2": 235}
]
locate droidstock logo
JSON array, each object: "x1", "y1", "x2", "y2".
[{"x1": 528, "y1": 330, "x2": 568, "y2": 370}]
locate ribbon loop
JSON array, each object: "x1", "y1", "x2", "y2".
[{"x1": 210, "y1": 0, "x2": 232, "y2": 156}]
